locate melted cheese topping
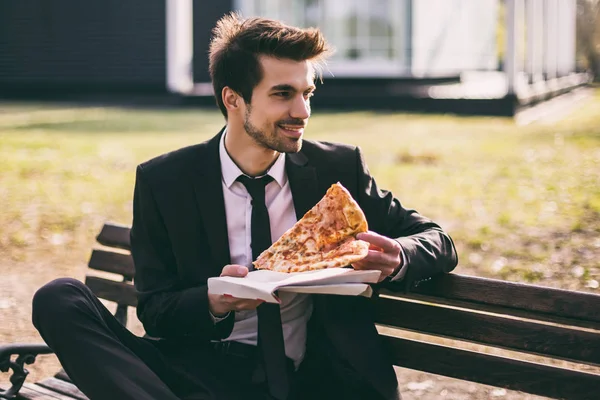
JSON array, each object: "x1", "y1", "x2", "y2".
[{"x1": 254, "y1": 182, "x2": 369, "y2": 272}]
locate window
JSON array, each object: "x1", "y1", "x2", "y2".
[{"x1": 233, "y1": 0, "x2": 411, "y2": 76}]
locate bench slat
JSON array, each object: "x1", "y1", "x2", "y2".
[
  {"x1": 384, "y1": 335, "x2": 600, "y2": 400},
  {"x1": 36, "y1": 378, "x2": 87, "y2": 400},
  {"x1": 401, "y1": 274, "x2": 600, "y2": 324},
  {"x1": 375, "y1": 296, "x2": 600, "y2": 365},
  {"x1": 84, "y1": 276, "x2": 137, "y2": 307},
  {"x1": 88, "y1": 250, "x2": 135, "y2": 279},
  {"x1": 394, "y1": 290, "x2": 600, "y2": 331},
  {"x1": 96, "y1": 223, "x2": 130, "y2": 250}
]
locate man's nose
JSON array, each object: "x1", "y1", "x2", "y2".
[{"x1": 290, "y1": 95, "x2": 311, "y2": 120}]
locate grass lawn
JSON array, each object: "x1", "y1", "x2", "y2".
[
  {"x1": 2, "y1": 95, "x2": 599, "y2": 289},
  {"x1": 1, "y1": 93, "x2": 599, "y2": 398}
]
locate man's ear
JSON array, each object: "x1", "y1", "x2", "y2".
[{"x1": 222, "y1": 87, "x2": 240, "y2": 113}]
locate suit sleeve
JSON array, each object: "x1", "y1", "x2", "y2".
[
  {"x1": 354, "y1": 147, "x2": 458, "y2": 290},
  {"x1": 130, "y1": 165, "x2": 234, "y2": 340}
]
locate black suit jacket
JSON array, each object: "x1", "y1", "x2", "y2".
[{"x1": 130, "y1": 130, "x2": 458, "y2": 399}]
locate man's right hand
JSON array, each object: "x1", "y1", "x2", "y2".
[{"x1": 208, "y1": 265, "x2": 264, "y2": 317}]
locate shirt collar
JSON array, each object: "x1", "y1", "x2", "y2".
[{"x1": 219, "y1": 128, "x2": 287, "y2": 189}]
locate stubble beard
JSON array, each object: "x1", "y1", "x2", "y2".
[{"x1": 243, "y1": 106, "x2": 303, "y2": 154}]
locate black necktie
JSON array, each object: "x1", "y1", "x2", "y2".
[{"x1": 237, "y1": 175, "x2": 290, "y2": 400}]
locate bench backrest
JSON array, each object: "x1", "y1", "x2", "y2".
[
  {"x1": 86, "y1": 222, "x2": 600, "y2": 400},
  {"x1": 85, "y1": 223, "x2": 136, "y2": 326}
]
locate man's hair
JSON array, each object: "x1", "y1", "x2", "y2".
[{"x1": 208, "y1": 13, "x2": 332, "y2": 117}]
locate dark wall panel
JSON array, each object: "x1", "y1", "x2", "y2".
[
  {"x1": 193, "y1": 0, "x2": 233, "y2": 83},
  {"x1": 0, "y1": 0, "x2": 166, "y2": 89}
]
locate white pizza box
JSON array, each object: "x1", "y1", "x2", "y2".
[{"x1": 207, "y1": 268, "x2": 381, "y2": 304}]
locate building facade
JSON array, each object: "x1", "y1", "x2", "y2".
[{"x1": 0, "y1": 0, "x2": 586, "y2": 115}]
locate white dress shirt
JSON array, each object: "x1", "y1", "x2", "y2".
[{"x1": 218, "y1": 132, "x2": 313, "y2": 368}]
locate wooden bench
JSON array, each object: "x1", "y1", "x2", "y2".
[{"x1": 1, "y1": 222, "x2": 599, "y2": 399}]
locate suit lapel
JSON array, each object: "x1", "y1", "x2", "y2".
[
  {"x1": 190, "y1": 138, "x2": 321, "y2": 274},
  {"x1": 286, "y1": 152, "x2": 321, "y2": 220},
  {"x1": 192, "y1": 129, "x2": 231, "y2": 274}
]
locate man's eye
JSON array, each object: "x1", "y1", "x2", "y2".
[
  {"x1": 275, "y1": 92, "x2": 290, "y2": 97},
  {"x1": 304, "y1": 92, "x2": 315, "y2": 99}
]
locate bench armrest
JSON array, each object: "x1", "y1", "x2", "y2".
[{"x1": 0, "y1": 343, "x2": 54, "y2": 399}]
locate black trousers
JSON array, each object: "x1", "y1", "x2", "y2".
[{"x1": 32, "y1": 278, "x2": 381, "y2": 400}]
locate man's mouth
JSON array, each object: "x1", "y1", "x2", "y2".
[{"x1": 278, "y1": 123, "x2": 305, "y2": 137}]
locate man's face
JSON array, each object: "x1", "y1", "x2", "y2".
[{"x1": 243, "y1": 56, "x2": 315, "y2": 153}]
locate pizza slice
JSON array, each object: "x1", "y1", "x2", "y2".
[{"x1": 254, "y1": 182, "x2": 370, "y2": 272}]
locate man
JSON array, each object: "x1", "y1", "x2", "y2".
[{"x1": 32, "y1": 13, "x2": 457, "y2": 400}]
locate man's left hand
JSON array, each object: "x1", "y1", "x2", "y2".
[{"x1": 352, "y1": 231, "x2": 403, "y2": 282}]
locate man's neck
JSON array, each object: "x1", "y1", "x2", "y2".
[{"x1": 224, "y1": 124, "x2": 280, "y2": 177}]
